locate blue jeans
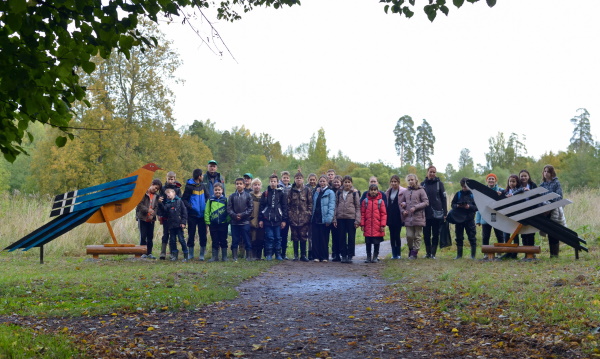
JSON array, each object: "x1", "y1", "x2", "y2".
[
  {"x1": 264, "y1": 225, "x2": 282, "y2": 255},
  {"x1": 231, "y1": 224, "x2": 251, "y2": 250},
  {"x1": 169, "y1": 227, "x2": 188, "y2": 253}
]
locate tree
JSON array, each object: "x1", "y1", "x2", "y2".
[
  {"x1": 0, "y1": 0, "x2": 299, "y2": 162},
  {"x1": 393, "y1": 115, "x2": 415, "y2": 166},
  {"x1": 458, "y1": 148, "x2": 474, "y2": 172},
  {"x1": 415, "y1": 119, "x2": 435, "y2": 169},
  {"x1": 485, "y1": 132, "x2": 528, "y2": 171},
  {"x1": 569, "y1": 108, "x2": 594, "y2": 153},
  {"x1": 381, "y1": 0, "x2": 496, "y2": 22},
  {"x1": 307, "y1": 128, "x2": 329, "y2": 166}
]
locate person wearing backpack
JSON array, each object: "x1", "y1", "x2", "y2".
[
  {"x1": 287, "y1": 171, "x2": 313, "y2": 262},
  {"x1": 450, "y1": 177, "x2": 478, "y2": 259},
  {"x1": 421, "y1": 165, "x2": 447, "y2": 259},
  {"x1": 361, "y1": 184, "x2": 387, "y2": 263},
  {"x1": 333, "y1": 176, "x2": 361, "y2": 263}
]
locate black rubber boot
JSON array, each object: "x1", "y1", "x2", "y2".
[
  {"x1": 454, "y1": 245, "x2": 463, "y2": 259},
  {"x1": 470, "y1": 244, "x2": 477, "y2": 259},
  {"x1": 159, "y1": 243, "x2": 167, "y2": 260},
  {"x1": 232, "y1": 248, "x2": 238, "y2": 262},
  {"x1": 209, "y1": 249, "x2": 219, "y2": 262},
  {"x1": 221, "y1": 248, "x2": 228, "y2": 262}
]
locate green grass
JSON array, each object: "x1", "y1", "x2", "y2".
[
  {"x1": 0, "y1": 256, "x2": 276, "y2": 317},
  {"x1": 0, "y1": 323, "x2": 81, "y2": 358}
]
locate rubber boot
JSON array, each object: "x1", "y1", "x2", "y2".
[
  {"x1": 239, "y1": 246, "x2": 245, "y2": 261},
  {"x1": 159, "y1": 243, "x2": 167, "y2": 260},
  {"x1": 430, "y1": 246, "x2": 437, "y2": 259},
  {"x1": 293, "y1": 245, "x2": 299, "y2": 261},
  {"x1": 221, "y1": 248, "x2": 228, "y2": 262},
  {"x1": 470, "y1": 244, "x2": 477, "y2": 259},
  {"x1": 187, "y1": 246, "x2": 194, "y2": 260},
  {"x1": 454, "y1": 245, "x2": 463, "y2": 259},
  {"x1": 199, "y1": 246, "x2": 206, "y2": 261},
  {"x1": 364, "y1": 255, "x2": 372, "y2": 263},
  {"x1": 209, "y1": 249, "x2": 219, "y2": 262},
  {"x1": 246, "y1": 250, "x2": 253, "y2": 261},
  {"x1": 182, "y1": 251, "x2": 189, "y2": 262},
  {"x1": 300, "y1": 241, "x2": 308, "y2": 262},
  {"x1": 373, "y1": 244, "x2": 380, "y2": 262},
  {"x1": 171, "y1": 250, "x2": 178, "y2": 261},
  {"x1": 232, "y1": 248, "x2": 238, "y2": 262},
  {"x1": 549, "y1": 242, "x2": 560, "y2": 258}
]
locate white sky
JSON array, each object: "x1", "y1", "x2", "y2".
[{"x1": 160, "y1": 0, "x2": 600, "y2": 170}]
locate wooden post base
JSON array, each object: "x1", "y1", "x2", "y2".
[
  {"x1": 481, "y1": 245, "x2": 541, "y2": 260},
  {"x1": 86, "y1": 245, "x2": 147, "y2": 259}
]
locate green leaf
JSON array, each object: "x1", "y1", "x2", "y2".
[
  {"x1": 384, "y1": 4, "x2": 390, "y2": 13},
  {"x1": 402, "y1": 6, "x2": 415, "y2": 18},
  {"x1": 55, "y1": 136, "x2": 68, "y2": 148},
  {"x1": 440, "y1": 5, "x2": 449, "y2": 15},
  {"x1": 424, "y1": 5, "x2": 437, "y2": 22},
  {"x1": 8, "y1": 0, "x2": 27, "y2": 13},
  {"x1": 486, "y1": 0, "x2": 496, "y2": 7},
  {"x1": 453, "y1": 0, "x2": 465, "y2": 8},
  {"x1": 81, "y1": 61, "x2": 96, "y2": 74}
]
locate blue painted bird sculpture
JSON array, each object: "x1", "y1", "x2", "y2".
[{"x1": 5, "y1": 163, "x2": 161, "y2": 252}]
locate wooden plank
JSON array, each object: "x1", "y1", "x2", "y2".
[
  {"x1": 86, "y1": 245, "x2": 147, "y2": 255},
  {"x1": 50, "y1": 183, "x2": 136, "y2": 216},
  {"x1": 481, "y1": 245, "x2": 541, "y2": 254},
  {"x1": 52, "y1": 175, "x2": 138, "y2": 203}
]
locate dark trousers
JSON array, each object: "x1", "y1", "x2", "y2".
[
  {"x1": 251, "y1": 226, "x2": 265, "y2": 258},
  {"x1": 231, "y1": 224, "x2": 251, "y2": 250},
  {"x1": 312, "y1": 223, "x2": 329, "y2": 261},
  {"x1": 169, "y1": 227, "x2": 188, "y2": 253},
  {"x1": 481, "y1": 223, "x2": 505, "y2": 245},
  {"x1": 187, "y1": 216, "x2": 208, "y2": 248},
  {"x1": 326, "y1": 225, "x2": 340, "y2": 259},
  {"x1": 521, "y1": 233, "x2": 536, "y2": 246},
  {"x1": 455, "y1": 219, "x2": 477, "y2": 247},
  {"x1": 138, "y1": 220, "x2": 155, "y2": 255},
  {"x1": 423, "y1": 218, "x2": 443, "y2": 255},
  {"x1": 290, "y1": 224, "x2": 309, "y2": 242},
  {"x1": 388, "y1": 224, "x2": 402, "y2": 257},
  {"x1": 503, "y1": 232, "x2": 520, "y2": 245},
  {"x1": 161, "y1": 220, "x2": 169, "y2": 244},
  {"x1": 208, "y1": 223, "x2": 228, "y2": 249},
  {"x1": 337, "y1": 219, "x2": 357, "y2": 258}
]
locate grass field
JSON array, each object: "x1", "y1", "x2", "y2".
[{"x1": 0, "y1": 189, "x2": 599, "y2": 355}]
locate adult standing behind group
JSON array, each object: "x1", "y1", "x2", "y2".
[
  {"x1": 385, "y1": 175, "x2": 405, "y2": 259},
  {"x1": 421, "y1": 166, "x2": 447, "y2": 259},
  {"x1": 540, "y1": 165, "x2": 564, "y2": 258},
  {"x1": 203, "y1": 160, "x2": 225, "y2": 197}
]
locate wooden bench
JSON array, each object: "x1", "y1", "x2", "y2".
[
  {"x1": 86, "y1": 244, "x2": 147, "y2": 259},
  {"x1": 481, "y1": 244, "x2": 541, "y2": 260}
]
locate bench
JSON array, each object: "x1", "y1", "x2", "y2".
[
  {"x1": 481, "y1": 244, "x2": 541, "y2": 260},
  {"x1": 86, "y1": 244, "x2": 147, "y2": 259}
]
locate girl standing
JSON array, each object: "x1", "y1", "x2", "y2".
[
  {"x1": 333, "y1": 176, "x2": 361, "y2": 263},
  {"x1": 476, "y1": 173, "x2": 505, "y2": 249},
  {"x1": 311, "y1": 175, "x2": 335, "y2": 262},
  {"x1": 519, "y1": 169, "x2": 537, "y2": 247},
  {"x1": 385, "y1": 175, "x2": 406, "y2": 259},
  {"x1": 361, "y1": 184, "x2": 387, "y2": 263},
  {"x1": 399, "y1": 174, "x2": 429, "y2": 259}
]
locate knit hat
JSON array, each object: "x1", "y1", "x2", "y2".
[{"x1": 486, "y1": 173, "x2": 497, "y2": 181}]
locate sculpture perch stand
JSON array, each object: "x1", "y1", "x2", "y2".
[{"x1": 85, "y1": 207, "x2": 146, "y2": 259}]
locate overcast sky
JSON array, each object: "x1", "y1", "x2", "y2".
[{"x1": 159, "y1": 0, "x2": 599, "y2": 171}]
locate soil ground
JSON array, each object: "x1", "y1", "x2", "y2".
[{"x1": 1, "y1": 241, "x2": 585, "y2": 358}]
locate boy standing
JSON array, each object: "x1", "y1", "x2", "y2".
[
  {"x1": 159, "y1": 172, "x2": 182, "y2": 260},
  {"x1": 227, "y1": 178, "x2": 253, "y2": 261},
  {"x1": 136, "y1": 179, "x2": 162, "y2": 259},
  {"x1": 287, "y1": 172, "x2": 312, "y2": 261},
  {"x1": 182, "y1": 169, "x2": 208, "y2": 260},
  {"x1": 159, "y1": 188, "x2": 188, "y2": 261},
  {"x1": 278, "y1": 171, "x2": 292, "y2": 259},
  {"x1": 260, "y1": 174, "x2": 288, "y2": 261},
  {"x1": 204, "y1": 182, "x2": 230, "y2": 262},
  {"x1": 450, "y1": 178, "x2": 478, "y2": 259},
  {"x1": 243, "y1": 173, "x2": 253, "y2": 193}
]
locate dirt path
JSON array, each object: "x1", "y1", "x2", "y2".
[{"x1": 1, "y1": 241, "x2": 584, "y2": 358}]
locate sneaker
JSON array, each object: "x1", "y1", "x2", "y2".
[
  {"x1": 276, "y1": 254, "x2": 283, "y2": 261},
  {"x1": 141, "y1": 254, "x2": 148, "y2": 259},
  {"x1": 300, "y1": 256, "x2": 309, "y2": 262},
  {"x1": 314, "y1": 259, "x2": 320, "y2": 262},
  {"x1": 159, "y1": 253, "x2": 166, "y2": 260},
  {"x1": 293, "y1": 256, "x2": 299, "y2": 261},
  {"x1": 332, "y1": 256, "x2": 341, "y2": 262},
  {"x1": 321, "y1": 259, "x2": 328, "y2": 263},
  {"x1": 146, "y1": 254, "x2": 156, "y2": 260},
  {"x1": 266, "y1": 255, "x2": 272, "y2": 261}
]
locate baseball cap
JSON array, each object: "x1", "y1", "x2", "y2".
[
  {"x1": 208, "y1": 160, "x2": 218, "y2": 165},
  {"x1": 243, "y1": 173, "x2": 253, "y2": 179}
]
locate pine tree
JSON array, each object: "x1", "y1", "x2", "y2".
[
  {"x1": 393, "y1": 115, "x2": 415, "y2": 166},
  {"x1": 415, "y1": 119, "x2": 435, "y2": 169},
  {"x1": 569, "y1": 108, "x2": 593, "y2": 153}
]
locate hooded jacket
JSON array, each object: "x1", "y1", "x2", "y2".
[
  {"x1": 398, "y1": 185, "x2": 429, "y2": 227},
  {"x1": 159, "y1": 196, "x2": 188, "y2": 229},
  {"x1": 287, "y1": 185, "x2": 313, "y2": 227},
  {"x1": 333, "y1": 187, "x2": 361, "y2": 225},
  {"x1": 312, "y1": 186, "x2": 335, "y2": 225},
  {"x1": 181, "y1": 178, "x2": 208, "y2": 218},
  {"x1": 259, "y1": 186, "x2": 288, "y2": 226},
  {"x1": 136, "y1": 191, "x2": 158, "y2": 222},
  {"x1": 204, "y1": 195, "x2": 230, "y2": 226},
  {"x1": 361, "y1": 192, "x2": 387, "y2": 237}
]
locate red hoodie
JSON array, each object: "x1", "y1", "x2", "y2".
[{"x1": 360, "y1": 192, "x2": 387, "y2": 237}]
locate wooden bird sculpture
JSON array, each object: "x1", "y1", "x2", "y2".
[
  {"x1": 5, "y1": 163, "x2": 162, "y2": 252},
  {"x1": 466, "y1": 179, "x2": 587, "y2": 255}
]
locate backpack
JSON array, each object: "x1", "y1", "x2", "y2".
[{"x1": 363, "y1": 196, "x2": 382, "y2": 210}]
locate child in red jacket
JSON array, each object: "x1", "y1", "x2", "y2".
[{"x1": 361, "y1": 184, "x2": 388, "y2": 263}]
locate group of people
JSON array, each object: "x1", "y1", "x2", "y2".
[{"x1": 135, "y1": 160, "x2": 565, "y2": 262}]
